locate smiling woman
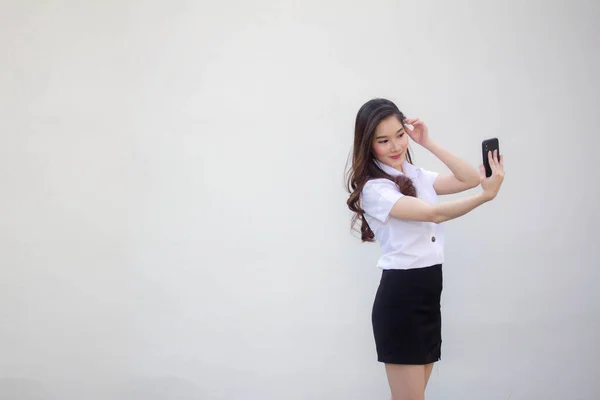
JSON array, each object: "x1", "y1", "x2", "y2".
[
  {"x1": 345, "y1": 98, "x2": 505, "y2": 400},
  {"x1": 371, "y1": 115, "x2": 410, "y2": 169}
]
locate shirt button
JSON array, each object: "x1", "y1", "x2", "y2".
[{"x1": 431, "y1": 236, "x2": 436, "y2": 242}]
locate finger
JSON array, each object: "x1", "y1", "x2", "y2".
[
  {"x1": 499, "y1": 154, "x2": 504, "y2": 171},
  {"x1": 405, "y1": 117, "x2": 422, "y2": 126},
  {"x1": 494, "y1": 150, "x2": 501, "y2": 171},
  {"x1": 492, "y1": 150, "x2": 500, "y2": 172},
  {"x1": 488, "y1": 150, "x2": 497, "y2": 173},
  {"x1": 479, "y1": 164, "x2": 486, "y2": 179}
]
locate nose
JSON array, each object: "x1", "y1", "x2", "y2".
[{"x1": 391, "y1": 138, "x2": 402, "y2": 152}]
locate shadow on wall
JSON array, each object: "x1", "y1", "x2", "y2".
[
  {"x1": 115, "y1": 376, "x2": 210, "y2": 400},
  {"x1": 0, "y1": 376, "x2": 212, "y2": 400},
  {"x1": 0, "y1": 378, "x2": 57, "y2": 400}
]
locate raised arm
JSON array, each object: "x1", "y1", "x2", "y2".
[
  {"x1": 390, "y1": 149, "x2": 504, "y2": 223},
  {"x1": 425, "y1": 140, "x2": 480, "y2": 195},
  {"x1": 390, "y1": 190, "x2": 489, "y2": 223},
  {"x1": 404, "y1": 118, "x2": 480, "y2": 195}
]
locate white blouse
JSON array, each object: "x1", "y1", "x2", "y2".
[{"x1": 360, "y1": 160, "x2": 445, "y2": 270}]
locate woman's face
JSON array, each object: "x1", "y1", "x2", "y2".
[{"x1": 371, "y1": 115, "x2": 409, "y2": 171}]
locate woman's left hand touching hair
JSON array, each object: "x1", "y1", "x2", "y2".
[{"x1": 404, "y1": 118, "x2": 430, "y2": 147}]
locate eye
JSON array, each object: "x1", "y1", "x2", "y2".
[
  {"x1": 378, "y1": 140, "x2": 388, "y2": 144},
  {"x1": 398, "y1": 133, "x2": 405, "y2": 138}
]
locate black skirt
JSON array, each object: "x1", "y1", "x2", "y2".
[{"x1": 371, "y1": 264, "x2": 443, "y2": 365}]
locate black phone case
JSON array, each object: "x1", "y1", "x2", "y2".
[{"x1": 482, "y1": 138, "x2": 499, "y2": 177}]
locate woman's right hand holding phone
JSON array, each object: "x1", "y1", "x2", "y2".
[{"x1": 480, "y1": 150, "x2": 504, "y2": 201}]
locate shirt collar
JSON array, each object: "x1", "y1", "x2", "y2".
[{"x1": 374, "y1": 159, "x2": 416, "y2": 178}]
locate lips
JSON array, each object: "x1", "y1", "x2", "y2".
[{"x1": 391, "y1": 153, "x2": 403, "y2": 160}]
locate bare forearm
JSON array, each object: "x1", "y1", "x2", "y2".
[
  {"x1": 424, "y1": 139, "x2": 479, "y2": 185},
  {"x1": 432, "y1": 192, "x2": 491, "y2": 223},
  {"x1": 390, "y1": 191, "x2": 492, "y2": 223}
]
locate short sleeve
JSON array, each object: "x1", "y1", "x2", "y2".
[
  {"x1": 419, "y1": 168, "x2": 439, "y2": 189},
  {"x1": 361, "y1": 179, "x2": 404, "y2": 223}
]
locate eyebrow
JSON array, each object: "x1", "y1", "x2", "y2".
[{"x1": 375, "y1": 128, "x2": 405, "y2": 140}]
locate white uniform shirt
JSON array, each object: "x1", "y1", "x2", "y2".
[{"x1": 360, "y1": 160, "x2": 445, "y2": 270}]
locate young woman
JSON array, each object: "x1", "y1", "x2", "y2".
[{"x1": 346, "y1": 98, "x2": 504, "y2": 400}]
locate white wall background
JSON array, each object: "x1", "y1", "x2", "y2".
[{"x1": 1, "y1": 0, "x2": 599, "y2": 399}]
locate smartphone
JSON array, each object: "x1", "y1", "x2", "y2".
[{"x1": 482, "y1": 138, "x2": 500, "y2": 178}]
